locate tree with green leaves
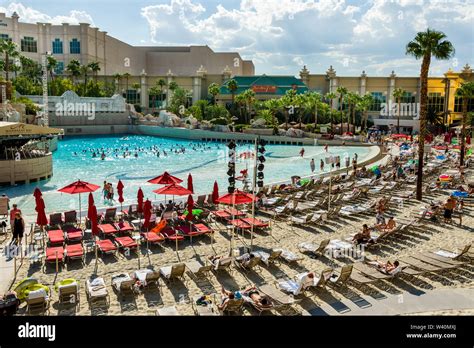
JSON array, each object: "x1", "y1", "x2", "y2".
[
  {"x1": 456, "y1": 81, "x2": 474, "y2": 166},
  {"x1": 356, "y1": 93, "x2": 374, "y2": 131},
  {"x1": 208, "y1": 82, "x2": 220, "y2": 105},
  {"x1": 66, "y1": 60, "x2": 81, "y2": 85},
  {"x1": 406, "y1": 28, "x2": 455, "y2": 200},
  {"x1": 158, "y1": 79, "x2": 167, "y2": 107},
  {"x1": 80, "y1": 64, "x2": 91, "y2": 96},
  {"x1": 46, "y1": 56, "x2": 58, "y2": 81},
  {"x1": 392, "y1": 87, "x2": 406, "y2": 133},
  {"x1": 149, "y1": 86, "x2": 160, "y2": 113},
  {"x1": 344, "y1": 92, "x2": 361, "y2": 132},
  {"x1": 336, "y1": 86, "x2": 348, "y2": 134},
  {"x1": 241, "y1": 89, "x2": 256, "y2": 123},
  {"x1": 122, "y1": 72, "x2": 131, "y2": 100},
  {"x1": 226, "y1": 79, "x2": 238, "y2": 105},
  {"x1": 264, "y1": 98, "x2": 281, "y2": 134},
  {"x1": 88, "y1": 61, "x2": 101, "y2": 81},
  {"x1": 325, "y1": 92, "x2": 337, "y2": 132},
  {"x1": 0, "y1": 39, "x2": 20, "y2": 81}
]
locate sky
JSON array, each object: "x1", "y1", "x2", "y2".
[{"x1": 0, "y1": 0, "x2": 473, "y2": 77}]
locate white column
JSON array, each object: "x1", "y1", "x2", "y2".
[
  {"x1": 192, "y1": 76, "x2": 202, "y2": 103},
  {"x1": 140, "y1": 70, "x2": 147, "y2": 109}
]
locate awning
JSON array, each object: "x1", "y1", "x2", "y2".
[{"x1": 0, "y1": 122, "x2": 63, "y2": 137}]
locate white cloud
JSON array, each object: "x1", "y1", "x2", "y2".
[{"x1": 0, "y1": 2, "x2": 94, "y2": 25}]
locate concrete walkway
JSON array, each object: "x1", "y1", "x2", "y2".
[{"x1": 305, "y1": 288, "x2": 474, "y2": 316}]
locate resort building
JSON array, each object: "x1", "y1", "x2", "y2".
[{"x1": 0, "y1": 12, "x2": 255, "y2": 110}]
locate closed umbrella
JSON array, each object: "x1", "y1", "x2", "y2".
[
  {"x1": 187, "y1": 174, "x2": 194, "y2": 194},
  {"x1": 186, "y1": 195, "x2": 194, "y2": 221},
  {"x1": 137, "y1": 188, "x2": 144, "y2": 214},
  {"x1": 58, "y1": 180, "x2": 100, "y2": 223},
  {"x1": 143, "y1": 199, "x2": 152, "y2": 230},
  {"x1": 87, "y1": 193, "x2": 95, "y2": 221},
  {"x1": 117, "y1": 180, "x2": 124, "y2": 211},
  {"x1": 212, "y1": 181, "x2": 219, "y2": 204},
  {"x1": 33, "y1": 189, "x2": 48, "y2": 228}
]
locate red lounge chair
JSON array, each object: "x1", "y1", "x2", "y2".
[
  {"x1": 115, "y1": 236, "x2": 138, "y2": 250},
  {"x1": 241, "y1": 217, "x2": 269, "y2": 229},
  {"x1": 47, "y1": 230, "x2": 64, "y2": 245},
  {"x1": 45, "y1": 246, "x2": 64, "y2": 263},
  {"x1": 161, "y1": 227, "x2": 185, "y2": 241},
  {"x1": 96, "y1": 239, "x2": 117, "y2": 254},
  {"x1": 179, "y1": 225, "x2": 204, "y2": 237},
  {"x1": 99, "y1": 224, "x2": 118, "y2": 236},
  {"x1": 65, "y1": 244, "x2": 84, "y2": 262},
  {"x1": 230, "y1": 219, "x2": 252, "y2": 230},
  {"x1": 194, "y1": 223, "x2": 213, "y2": 234},
  {"x1": 225, "y1": 208, "x2": 246, "y2": 217},
  {"x1": 141, "y1": 232, "x2": 166, "y2": 244},
  {"x1": 65, "y1": 227, "x2": 83, "y2": 243},
  {"x1": 213, "y1": 210, "x2": 231, "y2": 220},
  {"x1": 114, "y1": 221, "x2": 134, "y2": 234}
]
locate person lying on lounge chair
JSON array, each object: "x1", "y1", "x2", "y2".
[
  {"x1": 352, "y1": 224, "x2": 373, "y2": 245},
  {"x1": 235, "y1": 253, "x2": 255, "y2": 267},
  {"x1": 278, "y1": 272, "x2": 316, "y2": 296},
  {"x1": 367, "y1": 260, "x2": 401, "y2": 275},
  {"x1": 242, "y1": 286, "x2": 272, "y2": 309},
  {"x1": 218, "y1": 287, "x2": 242, "y2": 311}
]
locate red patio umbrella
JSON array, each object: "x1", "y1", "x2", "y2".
[
  {"x1": 148, "y1": 171, "x2": 183, "y2": 185},
  {"x1": 117, "y1": 180, "x2": 125, "y2": 209},
  {"x1": 212, "y1": 181, "x2": 219, "y2": 204},
  {"x1": 143, "y1": 199, "x2": 152, "y2": 229},
  {"x1": 58, "y1": 180, "x2": 100, "y2": 223},
  {"x1": 33, "y1": 189, "x2": 48, "y2": 227},
  {"x1": 137, "y1": 188, "x2": 144, "y2": 214},
  {"x1": 187, "y1": 174, "x2": 194, "y2": 194},
  {"x1": 216, "y1": 189, "x2": 255, "y2": 205},
  {"x1": 153, "y1": 184, "x2": 192, "y2": 196},
  {"x1": 467, "y1": 136, "x2": 471, "y2": 145},
  {"x1": 239, "y1": 151, "x2": 255, "y2": 159},
  {"x1": 186, "y1": 195, "x2": 194, "y2": 221}
]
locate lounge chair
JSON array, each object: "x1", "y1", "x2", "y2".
[
  {"x1": 298, "y1": 239, "x2": 330, "y2": 257},
  {"x1": 65, "y1": 244, "x2": 84, "y2": 263},
  {"x1": 211, "y1": 256, "x2": 234, "y2": 274},
  {"x1": 64, "y1": 226, "x2": 83, "y2": 243},
  {"x1": 235, "y1": 254, "x2": 262, "y2": 272},
  {"x1": 431, "y1": 244, "x2": 471, "y2": 260},
  {"x1": 196, "y1": 195, "x2": 206, "y2": 207},
  {"x1": 111, "y1": 274, "x2": 136, "y2": 299},
  {"x1": 57, "y1": 281, "x2": 79, "y2": 307},
  {"x1": 104, "y1": 208, "x2": 117, "y2": 222},
  {"x1": 45, "y1": 246, "x2": 64, "y2": 265},
  {"x1": 186, "y1": 260, "x2": 213, "y2": 279},
  {"x1": 161, "y1": 227, "x2": 185, "y2": 242},
  {"x1": 289, "y1": 213, "x2": 313, "y2": 226},
  {"x1": 157, "y1": 306, "x2": 180, "y2": 316},
  {"x1": 241, "y1": 217, "x2": 270, "y2": 230},
  {"x1": 47, "y1": 229, "x2": 64, "y2": 245},
  {"x1": 63, "y1": 210, "x2": 77, "y2": 225},
  {"x1": 326, "y1": 265, "x2": 353, "y2": 287},
  {"x1": 225, "y1": 207, "x2": 246, "y2": 217},
  {"x1": 85, "y1": 277, "x2": 109, "y2": 308},
  {"x1": 192, "y1": 295, "x2": 220, "y2": 316},
  {"x1": 278, "y1": 249, "x2": 303, "y2": 263},
  {"x1": 218, "y1": 296, "x2": 245, "y2": 315},
  {"x1": 49, "y1": 213, "x2": 63, "y2": 227},
  {"x1": 26, "y1": 288, "x2": 50, "y2": 315},
  {"x1": 212, "y1": 210, "x2": 232, "y2": 221},
  {"x1": 115, "y1": 236, "x2": 138, "y2": 252},
  {"x1": 98, "y1": 224, "x2": 118, "y2": 236},
  {"x1": 409, "y1": 254, "x2": 459, "y2": 271},
  {"x1": 96, "y1": 239, "x2": 117, "y2": 255},
  {"x1": 420, "y1": 252, "x2": 466, "y2": 266},
  {"x1": 242, "y1": 288, "x2": 274, "y2": 315},
  {"x1": 115, "y1": 221, "x2": 134, "y2": 234},
  {"x1": 193, "y1": 223, "x2": 213, "y2": 235},
  {"x1": 144, "y1": 271, "x2": 161, "y2": 289},
  {"x1": 141, "y1": 232, "x2": 166, "y2": 245},
  {"x1": 252, "y1": 249, "x2": 282, "y2": 266},
  {"x1": 258, "y1": 284, "x2": 300, "y2": 311},
  {"x1": 160, "y1": 263, "x2": 186, "y2": 283},
  {"x1": 278, "y1": 271, "x2": 326, "y2": 296},
  {"x1": 399, "y1": 256, "x2": 446, "y2": 273}
]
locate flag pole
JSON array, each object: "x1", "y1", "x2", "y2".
[{"x1": 250, "y1": 137, "x2": 258, "y2": 252}]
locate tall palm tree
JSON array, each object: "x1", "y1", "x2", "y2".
[
  {"x1": 149, "y1": 86, "x2": 160, "y2": 113},
  {"x1": 344, "y1": 92, "x2": 360, "y2": 132},
  {"x1": 167, "y1": 81, "x2": 179, "y2": 107},
  {"x1": 456, "y1": 82, "x2": 474, "y2": 166},
  {"x1": 80, "y1": 64, "x2": 91, "y2": 95},
  {"x1": 264, "y1": 98, "x2": 280, "y2": 134},
  {"x1": 242, "y1": 89, "x2": 256, "y2": 123},
  {"x1": 406, "y1": 28, "x2": 455, "y2": 201},
  {"x1": 88, "y1": 61, "x2": 101, "y2": 82},
  {"x1": 208, "y1": 82, "x2": 220, "y2": 105},
  {"x1": 46, "y1": 56, "x2": 58, "y2": 81},
  {"x1": 0, "y1": 40, "x2": 20, "y2": 81},
  {"x1": 336, "y1": 86, "x2": 348, "y2": 134},
  {"x1": 66, "y1": 60, "x2": 81, "y2": 85},
  {"x1": 226, "y1": 79, "x2": 238, "y2": 105},
  {"x1": 158, "y1": 79, "x2": 167, "y2": 107},
  {"x1": 325, "y1": 92, "x2": 337, "y2": 132},
  {"x1": 303, "y1": 91, "x2": 322, "y2": 130},
  {"x1": 356, "y1": 93, "x2": 374, "y2": 131},
  {"x1": 131, "y1": 82, "x2": 140, "y2": 104},
  {"x1": 392, "y1": 87, "x2": 406, "y2": 133},
  {"x1": 122, "y1": 72, "x2": 131, "y2": 100}
]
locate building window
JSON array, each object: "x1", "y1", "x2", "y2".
[
  {"x1": 148, "y1": 92, "x2": 167, "y2": 108},
  {"x1": 55, "y1": 61, "x2": 64, "y2": 75},
  {"x1": 21, "y1": 36, "x2": 37, "y2": 53},
  {"x1": 369, "y1": 92, "x2": 386, "y2": 111},
  {"x1": 52, "y1": 38, "x2": 63, "y2": 54},
  {"x1": 124, "y1": 90, "x2": 140, "y2": 104},
  {"x1": 454, "y1": 96, "x2": 474, "y2": 113},
  {"x1": 400, "y1": 92, "x2": 416, "y2": 104},
  {"x1": 0, "y1": 34, "x2": 11, "y2": 41},
  {"x1": 428, "y1": 93, "x2": 445, "y2": 113},
  {"x1": 70, "y1": 38, "x2": 81, "y2": 54}
]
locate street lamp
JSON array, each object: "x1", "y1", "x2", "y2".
[
  {"x1": 231, "y1": 116, "x2": 239, "y2": 132},
  {"x1": 41, "y1": 51, "x2": 52, "y2": 127}
]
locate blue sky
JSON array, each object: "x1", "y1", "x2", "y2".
[{"x1": 1, "y1": 0, "x2": 473, "y2": 77}]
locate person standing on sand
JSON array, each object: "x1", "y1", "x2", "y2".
[{"x1": 310, "y1": 159, "x2": 315, "y2": 173}]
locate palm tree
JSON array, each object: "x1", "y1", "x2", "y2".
[
  {"x1": 325, "y1": 92, "x2": 337, "y2": 132},
  {"x1": 80, "y1": 64, "x2": 91, "y2": 95},
  {"x1": 456, "y1": 82, "x2": 474, "y2": 166},
  {"x1": 88, "y1": 61, "x2": 101, "y2": 82},
  {"x1": 66, "y1": 60, "x2": 81, "y2": 85},
  {"x1": 0, "y1": 40, "x2": 20, "y2": 81},
  {"x1": 149, "y1": 86, "x2": 160, "y2": 113},
  {"x1": 406, "y1": 28, "x2": 455, "y2": 201},
  {"x1": 131, "y1": 82, "x2": 140, "y2": 104},
  {"x1": 303, "y1": 91, "x2": 322, "y2": 130},
  {"x1": 208, "y1": 82, "x2": 220, "y2": 105},
  {"x1": 158, "y1": 79, "x2": 167, "y2": 107},
  {"x1": 122, "y1": 72, "x2": 131, "y2": 100},
  {"x1": 392, "y1": 87, "x2": 406, "y2": 133},
  {"x1": 336, "y1": 86, "x2": 348, "y2": 134},
  {"x1": 113, "y1": 73, "x2": 122, "y2": 94},
  {"x1": 356, "y1": 93, "x2": 374, "y2": 131},
  {"x1": 226, "y1": 79, "x2": 238, "y2": 105},
  {"x1": 344, "y1": 92, "x2": 360, "y2": 132},
  {"x1": 264, "y1": 98, "x2": 280, "y2": 134},
  {"x1": 46, "y1": 56, "x2": 58, "y2": 81},
  {"x1": 242, "y1": 89, "x2": 256, "y2": 123}
]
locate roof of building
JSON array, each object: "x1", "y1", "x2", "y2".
[
  {"x1": 0, "y1": 122, "x2": 63, "y2": 137},
  {"x1": 220, "y1": 75, "x2": 308, "y2": 95}
]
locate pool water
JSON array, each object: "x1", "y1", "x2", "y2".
[{"x1": 1, "y1": 135, "x2": 376, "y2": 217}]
